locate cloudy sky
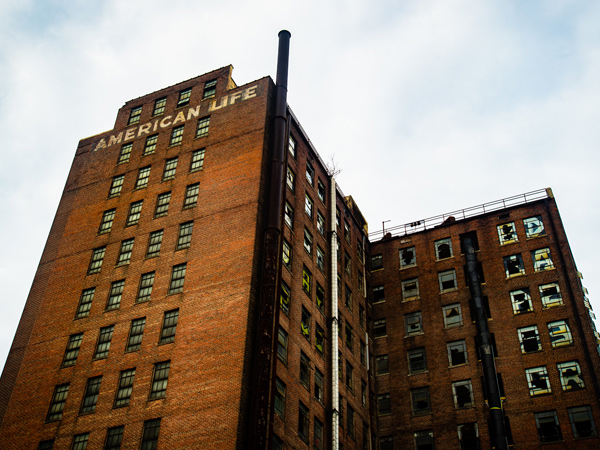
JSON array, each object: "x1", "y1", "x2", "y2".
[{"x1": 1, "y1": 0, "x2": 599, "y2": 371}]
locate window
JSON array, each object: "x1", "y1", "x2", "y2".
[
  {"x1": 457, "y1": 423, "x2": 479, "y2": 450},
  {"x1": 316, "y1": 211, "x2": 325, "y2": 235},
  {"x1": 314, "y1": 418, "x2": 324, "y2": 450},
  {"x1": 504, "y1": 254, "x2": 525, "y2": 277},
  {"x1": 344, "y1": 252, "x2": 352, "y2": 277},
  {"x1": 316, "y1": 283, "x2": 325, "y2": 312},
  {"x1": 497, "y1": 222, "x2": 518, "y2": 244},
  {"x1": 300, "y1": 352, "x2": 310, "y2": 388},
  {"x1": 146, "y1": 230, "x2": 163, "y2": 258},
  {"x1": 305, "y1": 193, "x2": 314, "y2": 218},
  {"x1": 378, "y1": 393, "x2": 391, "y2": 416},
  {"x1": 344, "y1": 220, "x2": 351, "y2": 243},
  {"x1": 315, "y1": 323, "x2": 324, "y2": 355},
  {"x1": 162, "y1": 157, "x2": 178, "y2": 181},
  {"x1": 108, "y1": 175, "x2": 124, "y2": 198},
  {"x1": 510, "y1": 288, "x2": 532, "y2": 314},
  {"x1": 317, "y1": 179, "x2": 326, "y2": 202},
  {"x1": 345, "y1": 321, "x2": 353, "y2": 350},
  {"x1": 443, "y1": 303, "x2": 462, "y2": 328},
  {"x1": 373, "y1": 285, "x2": 385, "y2": 303},
  {"x1": 298, "y1": 402, "x2": 310, "y2": 443},
  {"x1": 286, "y1": 167, "x2": 295, "y2": 192},
  {"x1": 304, "y1": 228, "x2": 313, "y2": 255},
  {"x1": 526, "y1": 366, "x2": 551, "y2": 396},
  {"x1": 411, "y1": 387, "x2": 430, "y2": 415},
  {"x1": 414, "y1": 430, "x2": 434, "y2": 450},
  {"x1": 282, "y1": 239, "x2": 292, "y2": 269},
  {"x1": 169, "y1": 125, "x2": 185, "y2": 146},
  {"x1": 347, "y1": 405, "x2": 355, "y2": 438},
  {"x1": 190, "y1": 148, "x2": 206, "y2": 172},
  {"x1": 408, "y1": 348, "x2": 427, "y2": 374},
  {"x1": 316, "y1": 246, "x2": 325, "y2": 271},
  {"x1": 135, "y1": 272, "x2": 155, "y2": 303},
  {"x1": 548, "y1": 320, "x2": 573, "y2": 348},
  {"x1": 540, "y1": 282, "x2": 563, "y2": 308},
  {"x1": 405, "y1": 312, "x2": 423, "y2": 336},
  {"x1": 380, "y1": 436, "x2": 393, "y2": 450},
  {"x1": 75, "y1": 288, "x2": 95, "y2": 319},
  {"x1": 116, "y1": 238, "x2": 134, "y2": 265},
  {"x1": 376, "y1": 355, "x2": 389, "y2": 375},
  {"x1": 524, "y1": 215, "x2": 545, "y2": 238},
  {"x1": 94, "y1": 325, "x2": 114, "y2": 359},
  {"x1": 196, "y1": 116, "x2": 210, "y2": 138},
  {"x1": 306, "y1": 161, "x2": 315, "y2": 185},
  {"x1": 339, "y1": 394, "x2": 344, "y2": 424},
  {"x1": 274, "y1": 377, "x2": 286, "y2": 419},
  {"x1": 117, "y1": 142, "x2": 132, "y2": 164},
  {"x1": 106, "y1": 279, "x2": 125, "y2": 310},
  {"x1": 104, "y1": 426, "x2": 124, "y2": 450},
  {"x1": 402, "y1": 278, "x2": 419, "y2": 300},
  {"x1": 438, "y1": 270, "x2": 457, "y2": 292},
  {"x1": 156, "y1": 309, "x2": 180, "y2": 345},
  {"x1": 452, "y1": 380, "x2": 474, "y2": 408},
  {"x1": 302, "y1": 266, "x2": 312, "y2": 295},
  {"x1": 535, "y1": 411, "x2": 562, "y2": 443},
  {"x1": 344, "y1": 285, "x2": 352, "y2": 311},
  {"x1": 374, "y1": 319, "x2": 387, "y2": 338},
  {"x1": 448, "y1": 340, "x2": 468, "y2": 366},
  {"x1": 558, "y1": 361, "x2": 585, "y2": 391},
  {"x1": 346, "y1": 361, "x2": 354, "y2": 391},
  {"x1": 435, "y1": 237, "x2": 453, "y2": 259},
  {"x1": 518, "y1": 325, "x2": 541, "y2": 353},
  {"x1": 284, "y1": 202, "x2": 293, "y2": 228},
  {"x1": 153, "y1": 192, "x2": 171, "y2": 218},
  {"x1": 168, "y1": 263, "x2": 187, "y2": 294},
  {"x1": 143, "y1": 134, "x2": 158, "y2": 155},
  {"x1": 126, "y1": 318, "x2": 145, "y2": 352},
  {"x1": 203, "y1": 79, "x2": 217, "y2": 99},
  {"x1": 178, "y1": 88, "x2": 191, "y2": 107},
  {"x1": 88, "y1": 247, "x2": 106, "y2": 274},
  {"x1": 125, "y1": 201, "x2": 143, "y2": 227},
  {"x1": 360, "y1": 340, "x2": 366, "y2": 365},
  {"x1": 183, "y1": 183, "x2": 199, "y2": 208},
  {"x1": 80, "y1": 376, "x2": 102, "y2": 414},
  {"x1": 62, "y1": 333, "x2": 83, "y2": 368},
  {"x1": 71, "y1": 433, "x2": 89, "y2": 450},
  {"x1": 141, "y1": 418, "x2": 161, "y2": 450},
  {"x1": 153, "y1": 97, "x2": 166, "y2": 116},
  {"x1": 532, "y1": 248, "x2": 554, "y2": 271},
  {"x1": 98, "y1": 209, "x2": 116, "y2": 234},
  {"x1": 277, "y1": 327, "x2": 288, "y2": 363},
  {"x1": 359, "y1": 304, "x2": 365, "y2": 328},
  {"x1": 288, "y1": 135, "x2": 296, "y2": 158},
  {"x1": 135, "y1": 166, "x2": 151, "y2": 189},
  {"x1": 399, "y1": 246, "x2": 416, "y2": 268},
  {"x1": 361, "y1": 381, "x2": 367, "y2": 408},
  {"x1": 114, "y1": 368, "x2": 135, "y2": 407},
  {"x1": 38, "y1": 440, "x2": 54, "y2": 450},
  {"x1": 315, "y1": 369, "x2": 324, "y2": 403},
  {"x1": 46, "y1": 383, "x2": 69, "y2": 421},
  {"x1": 176, "y1": 221, "x2": 194, "y2": 250},
  {"x1": 128, "y1": 106, "x2": 142, "y2": 125},
  {"x1": 279, "y1": 280, "x2": 291, "y2": 315},
  {"x1": 568, "y1": 405, "x2": 597, "y2": 438},
  {"x1": 301, "y1": 307, "x2": 311, "y2": 340},
  {"x1": 338, "y1": 351, "x2": 342, "y2": 381},
  {"x1": 149, "y1": 361, "x2": 170, "y2": 399}
]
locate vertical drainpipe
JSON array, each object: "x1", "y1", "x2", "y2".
[
  {"x1": 362, "y1": 233, "x2": 371, "y2": 450},
  {"x1": 464, "y1": 238, "x2": 508, "y2": 450},
  {"x1": 330, "y1": 178, "x2": 340, "y2": 450}
]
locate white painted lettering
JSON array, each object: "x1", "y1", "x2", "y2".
[
  {"x1": 160, "y1": 116, "x2": 173, "y2": 128},
  {"x1": 243, "y1": 85, "x2": 258, "y2": 100},
  {"x1": 153, "y1": 120, "x2": 158, "y2": 132},
  {"x1": 229, "y1": 92, "x2": 243, "y2": 104},
  {"x1": 137, "y1": 123, "x2": 152, "y2": 137},
  {"x1": 172, "y1": 111, "x2": 186, "y2": 125},
  {"x1": 208, "y1": 97, "x2": 228, "y2": 112},
  {"x1": 94, "y1": 138, "x2": 107, "y2": 152},
  {"x1": 108, "y1": 133, "x2": 123, "y2": 146},
  {"x1": 187, "y1": 105, "x2": 200, "y2": 120},
  {"x1": 124, "y1": 128, "x2": 136, "y2": 141}
]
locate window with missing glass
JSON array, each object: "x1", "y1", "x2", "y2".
[
  {"x1": 408, "y1": 348, "x2": 427, "y2": 374},
  {"x1": 535, "y1": 411, "x2": 562, "y2": 443},
  {"x1": 374, "y1": 319, "x2": 387, "y2": 338},
  {"x1": 159, "y1": 309, "x2": 179, "y2": 344},
  {"x1": 144, "y1": 134, "x2": 158, "y2": 155},
  {"x1": 286, "y1": 167, "x2": 295, "y2": 192},
  {"x1": 452, "y1": 380, "x2": 474, "y2": 408},
  {"x1": 510, "y1": 288, "x2": 532, "y2": 314},
  {"x1": 378, "y1": 393, "x2": 391, "y2": 416},
  {"x1": 305, "y1": 193, "x2": 314, "y2": 218},
  {"x1": 135, "y1": 166, "x2": 151, "y2": 189},
  {"x1": 162, "y1": 157, "x2": 178, "y2": 181},
  {"x1": 106, "y1": 279, "x2": 125, "y2": 310},
  {"x1": 411, "y1": 387, "x2": 430, "y2": 415},
  {"x1": 288, "y1": 135, "x2": 296, "y2": 158},
  {"x1": 373, "y1": 285, "x2": 385, "y2": 303},
  {"x1": 371, "y1": 254, "x2": 383, "y2": 270},
  {"x1": 448, "y1": 340, "x2": 468, "y2": 366},
  {"x1": 379, "y1": 436, "x2": 393, "y2": 450},
  {"x1": 524, "y1": 215, "x2": 545, "y2": 238},
  {"x1": 196, "y1": 116, "x2": 210, "y2": 138},
  {"x1": 497, "y1": 222, "x2": 518, "y2": 245},
  {"x1": 400, "y1": 246, "x2": 416, "y2": 268},
  {"x1": 568, "y1": 405, "x2": 597, "y2": 439},
  {"x1": 457, "y1": 423, "x2": 480, "y2": 450},
  {"x1": 126, "y1": 318, "x2": 145, "y2": 352},
  {"x1": 504, "y1": 254, "x2": 525, "y2": 277},
  {"x1": 518, "y1": 326, "x2": 541, "y2": 353},
  {"x1": 189, "y1": 148, "x2": 205, "y2": 172},
  {"x1": 114, "y1": 368, "x2": 135, "y2": 407},
  {"x1": 402, "y1": 278, "x2": 420, "y2": 300},
  {"x1": 532, "y1": 248, "x2": 554, "y2": 271},
  {"x1": 558, "y1": 361, "x2": 585, "y2": 391},
  {"x1": 548, "y1": 320, "x2": 573, "y2": 348},
  {"x1": 526, "y1": 366, "x2": 551, "y2": 396},
  {"x1": 414, "y1": 430, "x2": 434, "y2": 450},
  {"x1": 80, "y1": 376, "x2": 102, "y2": 414},
  {"x1": 153, "y1": 97, "x2": 166, "y2": 116},
  {"x1": 443, "y1": 303, "x2": 463, "y2": 328},
  {"x1": 376, "y1": 355, "x2": 389, "y2": 375},
  {"x1": 540, "y1": 282, "x2": 563, "y2": 308},
  {"x1": 435, "y1": 238, "x2": 453, "y2": 260},
  {"x1": 303, "y1": 228, "x2": 313, "y2": 255},
  {"x1": 203, "y1": 79, "x2": 217, "y2": 99},
  {"x1": 146, "y1": 230, "x2": 163, "y2": 258},
  {"x1": 439, "y1": 270, "x2": 457, "y2": 292}
]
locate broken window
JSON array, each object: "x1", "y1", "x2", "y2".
[
  {"x1": 303, "y1": 228, "x2": 313, "y2": 255},
  {"x1": 526, "y1": 366, "x2": 551, "y2": 396},
  {"x1": 316, "y1": 283, "x2": 325, "y2": 312},
  {"x1": 452, "y1": 380, "x2": 474, "y2": 408},
  {"x1": 435, "y1": 238, "x2": 453, "y2": 260},
  {"x1": 448, "y1": 340, "x2": 468, "y2": 366},
  {"x1": 438, "y1": 269, "x2": 457, "y2": 292},
  {"x1": 535, "y1": 411, "x2": 562, "y2": 443},
  {"x1": 414, "y1": 430, "x2": 434, "y2": 450},
  {"x1": 374, "y1": 319, "x2": 387, "y2": 338},
  {"x1": 376, "y1": 355, "x2": 389, "y2": 375},
  {"x1": 317, "y1": 210, "x2": 325, "y2": 235},
  {"x1": 378, "y1": 393, "x2": 391, "y2": 416},
  {"x1": 301, "y1": 306, "x2": 311, "y2": 340},
  {"x1": 402, "y1": 278, "x2": 419, "y2": 300},
  {"x1": 518, "y1": 326, "x2": 541, "y2": 353},
  {"x1": 497, "y1": 222, "x2": 518, "y2": 245},
  {"x1": 282, "y1": 239, "x2": 291, "y2": 269},
  {"x1": 457, "y1": 423, "x2": 480, "y2": 450},
  {"x1": 539, "y1": 283, "x2": 563, "y2": 308},
  {"x1": 305, "y1": 193, "x2": 313, "y2": 218},
  {"x1": 443, "y1": 303, "x2": 463, "y2": 328},
  {"x1": 408, "y1": 348, "x2": 427, "y2": 374},
  {"x1": 284, "y1": 202, "x2": 293, "y2": 228},
  {"x1": 524, "y1": 215, "x2": 546, "y2": 238},
  {"x1": 510, "y1": 288, "x2": 533, "y2": 314},
  {"x1": 400, "y1": 246, "x2": 416, "y2": 268},
  {"x1": 286, "y1": 167, "x2": 295, "y2": 192},
  {"x1": 558, "y1": 361, "x2": 585, "y2": 391},
  {"x1": 405, "y1": 312, "x2": 423, "y2": 336},
  {"x1": 315, "y1": 323, "x2": 324, "y2": 355},
  {"x1": 532, "y1": 248, "x2": 554, "y2": 271},
  {"x1": 411, "y1": 387, "x2": 430, "y2": 415},
  {"x1": 302, "y1": 266, "x2": 312, "y2": 296},
  {"x1": 503, "y1": 254, "x2": 525, "y2": 277},
  {"x1": 371, "y1": 254, "x2": 383, "y2": 270},
  {"x1": 568, "y1": 405, "x2": 598, "y2": 438},
  {"x1": 547, "y1": 320, "x2": 573, "y2": 348},
  {"x1": 373, "y1": 285, "x2": 385, "y2": 303}
]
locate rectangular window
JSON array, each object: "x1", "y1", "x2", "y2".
[
  {"x1": 162, "y1": 157, "x2": 178, "y2": 181},
  {"x1": 183, "y1": 183, "x2": 199, "y2": 208},
  {"x1": 189, "y1": 148, "x2": 206, "y2": 172},
  {"x1": 524, "y1": 215, "x2": 545, "y2": 238},
  {"x1": 137, "y1": 272, "x2": 155, "y2": 303},
  {"x1": 126, "y1": 200, "x2": 143, "y2": 226},
  {"x1": 315, "y1": 323, "x2": 324, "y2": 355},
  {"x1": 143, "y1": 134, "x2": 158, "y2": 155},
  {"x1": 284, "y1": 202, "x2": 294, "y2": 228},
  {"x1": 314, "y1": 418, "x2": 324, "y2": 450},
  {"x1": 347, "y1": 405, "x2": 355, "y2": 438},
  {"x1": 315, "y1": 369, "x2": 324, "y2": 403},
  {"x1": 359, "y1": 303, "x2": 365, "y2": 328},
  {"x1": 526, "y1": 366, "x2": 551, "y2": 396},
  {"x1": 38, "y1": 440, "x2": 54, "y2": 450},
  {"x1": 71, "y1": 433, "x2": 89, "y2": 450},
  {"x1": 408, "y1": 348, "x2": 427, "y2": 374},
  {"x1": 316, "y1": 283, "x2": 325, "y2": 312},
  {"x1": 435, "y1": 237, "x2": 453, "y2": 259},
  {"x1": 540, "y1": 282, "x2": 563, "y2": 308},
  {"x1": 126, "y1": 318, "x2": 145, "y2": 352},
  {"x1": 504, "y1": 254, "x2": 525, "y2": 277},
  {"x1": 280, "y1": 280, "x2": 290, "y2": 315},
  {"x1": 135, "y1": 166, "x2": 151, "y2": 189},
  {"x1": 149, "y1": 361, "x2": 170, "y2": 400},
  {"x1": 298, "y1": 402, "x2": 309, "y2": 443},
  {"x1": 80, "y1": 376, "x2": 102, "y2": 414},
  {"x1": 176, "y1": 221, "x2": 194, "y2": 250},
  {"x1": 203, "y1": 79, "x2": 217, "y2": 99},
  {"x1": 317, "y1": 179, "x2": 326, "y2": 203},
  {"x1": 277, "y1": 327, "x2": 288, "y2": 363},
  {"x1": 94, "y1": 325, "x2": 114, "y2": 359},
  {"x1": 344, "y1": 252, "x2": 352, "y2": 277},
  {"x1": 46, "y1": 383, "x2": 69, "y2": 421},
  {"x1": 378, "y1": 393, "x2": 391, "y2": 416},
  {"x1": 301, "y1": 307, "x2": 311, "y2": 340},
  {"x1": 116, "y1": 238, "x2": 134, "y2": 265},
  {"x1": 196, "y1": 116, "x2": 210, "y2": 138},
  {"x1": 402, "y1": 278, "x2": 419, "y2": 300},
  {"x1": 61, "y1": 333, "x2": 83, "y2": 368},
  {"x1": 400, "y1": 246, "x2": 416, "y2": 268},
  {"x1": 117, "y1": 142, "x2": 132, "y2": 164},
  {"x1": 344, "y1": 220, "x2": 351, "y2": 243},
  {"x1": 177, "y1": 88, "x2": 191, "y2": 107},
  {"x1": 373, "y1": 285, "x2": 385, "y2": 303},
  {"x1": 282, "y1": 239, "x2": 292, "y2": 269},
  {"x1": 558, "y1": 361, "x2": 585, "y2": 391},
  {"x1": 548, "y1": 320, "x2": 573, "y2": 348},
  {"x1": 273, "y1": 435, "x2": 283, "y2": 450},
  {"x1": 305, "y1": 193, "x2": 314, "y2": 218},
  {"x1": 532, "y1": 248, "x2": 554, "y2": 271},
  {"x1": 497, "y1": 222, "x2": 518, "y2": 244},
  {"x1": 108, "y1": 175, "x2": 124, "y2": 198},
  {"x1": 443, "y1": 303, "x2": 463, "y2": 328},
  {"x1": 380, "y1": 436, "x2": 393, "y2": 450},
  {"x1": 452, "y1": 379, "x2": 474, "y2": 408},
  {"x1": 510, "y1": 288, "x2": 532, "y2": 314},
  {"x1": 88, "y1": 247, "x2": 106, "y2": 275},
  {"x1": 169, "y1": 263, "x2": 187, "y2": 294},
  {"x1": 411, "y1": 388, "x2": 430, "y2": 415},
  {"x1": 306, "y1": 161, "x2": 315, "y2": 185},
  {"x1": 414, "y1": 430, "x2": 434, "y2": 450},
  {"x1": 300, "y1": 352, "x2": 310, "y2": 389},
  {"x1": 274, "y1": 377, "x2": 286, "y2": 419},
  {"x1": 170, "y1": 125, "x2": 185, "y2": 146},
  {"x1": 405, "y1": 311, "x2": 423, "y2": 336},
  {"x1": 75, "y1": 288, "x2": 95, "y2": 319},
  {"x1": 438, "y1": 269, "x2": 457, "y2": 292},
  {"x1": 302, "y1": 266, "x2": 312, "y2": 296},
  {"x1": 317, "y1": 211, "x2": 325, "y2": 235},
  {"x1": 153, "y1": 97, "x2": 166, "y2": 116},
  {"x1": 447, "y1": 340, "x2": 468, "y2": 366},
  {"x1": 288, "y1": 135, "x2": 296, "y2": 158},
  {"x1": 345, "y1": 321, "x2": 353, "y2": 351},
  {"x1": 104, "y1": 425, "x2": 124, "y2": 450},
  {"x1": 159, "y1": 309, "x2": 179, "y2": 344},
  {"x1": 568, "y1": 405, "x2": 597, "y2": 438},
  {"x1": 141, "y1": 418, "x2": 161, "y2": 450},
  {"x1": 374, "y1": 319, "x2": 387, "y2": 338},
  {"x1": 376, "y1": 355, "x2": 389, "y2": 375},
  {"x1": 98, "y1": 209, "x2": 116, "y2": 234},
  {"x1": 360, "y1": 339, "x2": 366, "y2": 365},
  {"x1": 106, "y1": 279, "x2": 125, "y2": 310},
  {"x1": 286, "y1": 167, "x2": 295, "y2": 192},
  {"x1": 304, "y1": 228, "x2": 313, "y2": 255},
  {"x1": 346, "y1": 361, "x2": 354, "y2": 391},
  {"x1": 535, "y1": 410, "x2": 562, "y2": 443},
  {"x1": 146, "y1": 230, "x2": 163, "y2": 258},
  {"x1": 114, "y1": 368, "x2": 135, "y2": 407},
  {"x1": 345, "y1": 285, "x2": 352, "y2": 312},
  {"x1": 457, "y1": 423, "x2": 479, "y2": 450},
  {"x1": 128, "y1": 106, "x2": 142, "y2": 125},
  {"x1": 154, "y1": 192, "x2": 171, "y2": 218},
  {"x1": 518, "y1": 325, "x2": 541, "y2": 353},
  {"x1": 316, "y1": 246, "x2": 325, "y2": 271}
]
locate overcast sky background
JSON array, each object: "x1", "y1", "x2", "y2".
[{"x1": 1, "y1": 0, "x2": 599, "y2": 371}]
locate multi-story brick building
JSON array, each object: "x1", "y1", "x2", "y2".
[{"x1": 0, "y1": 34, "x2": 598, "y2": 450}]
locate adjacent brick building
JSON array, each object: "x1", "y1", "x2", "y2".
[{"x1": 0, "y1": 59, "x2": 598, "y2": 449}]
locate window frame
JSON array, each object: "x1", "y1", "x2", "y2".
[
  {"x1": 159, "y1": 309, "x2": 179, "y2": 344},
  {"x1": 168, "y1": 263, "x2": 187, "y2": 294},
  {"x1": 149, "y1": 361, "x2": 170, "y2": 400},
  {"x1": 114, "y1": 368, "x2": 135, "y2": 408},
  {"x1": 135, "y1": 166, "x2": 151, "y2": 189},
  {"x1": 126, "y1": 317, "x2": 146, "y2": 352},
  {"x1": 196, "y1": 116, "x2": 210, "y2": 138}
]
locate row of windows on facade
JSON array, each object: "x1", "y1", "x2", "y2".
[
  {"x1": 38, "y1": 417, "x2": 161, "y2": 450},
  {"x1": 63, "y1": 310, "x2": 179, "y2": 369},
  {"x1": 377, "y1": 423, "x2": 482, "y2": 450},
  {"x1": 372, "y1": 215, "x2": 546, "y2": 271},
  {"x1": 127, "y1": 79, "x2": 217, "y2": 126}
]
